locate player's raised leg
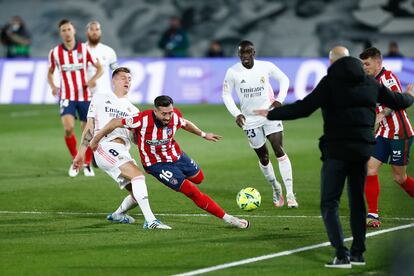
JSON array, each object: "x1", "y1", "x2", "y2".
[{"x1": 179, "y1": 179, "x2": 249, "y2": 229}]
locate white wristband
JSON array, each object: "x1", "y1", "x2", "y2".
[{"x1": 201, "y1": 131, "x2": 207, "y2": 138}]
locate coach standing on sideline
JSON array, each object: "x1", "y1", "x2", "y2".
[{"x1": 254, "y1": 46, "x2": 414, "y2": 268}]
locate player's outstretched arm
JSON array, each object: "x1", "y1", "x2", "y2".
[
  {"x1": 73, "y1": 118, "x2": 95, "y2": 170},
  {"x1": 182, "y1": 119, "x2": 222, "y2": 142},
  {"x1": 89, "y1": 118, "x2": 124, "y2": 150}
]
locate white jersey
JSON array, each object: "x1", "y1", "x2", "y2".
[
  {"x1": 86, "y1": 42, "x2": 118, "y2": 95},
  {"x1": 87, "y1": 93, "x2": 139, "y2": 149},
  {"x1": 222, "y1": 60, "x2": 289, "y2": 129}
]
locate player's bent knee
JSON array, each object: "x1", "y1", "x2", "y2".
[
  {"x1": 393, "y1": 174, "x2": 406, "y2": 185},
  {"x1": 188, "y1": 170, "x2": 204, "y2": 184},
  {"x1": 64, "y1": 128, "x2": 74, "y2": 137}
]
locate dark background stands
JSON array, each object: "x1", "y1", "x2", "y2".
[{"x1": 1, "y1": 16, "x2": 31, "y2": 58}]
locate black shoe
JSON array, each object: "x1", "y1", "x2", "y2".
[
  {"x1": 350, "y1": 255, "x2": 366, "y2": 266},
  {"x1": 92, "y1": 155, "x2": 98, "y2": 168},
  {"x1": 325, "y1": 256, "x2": 352, "y2": 269}
]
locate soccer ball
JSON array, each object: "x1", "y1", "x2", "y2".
[{"x1": 236, "y1": 187, "x2": 261, "y2": 211}]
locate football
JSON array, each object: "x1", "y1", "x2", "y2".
[{"x1": 236, "y1": 187, "x2": 261, "y2": 211}]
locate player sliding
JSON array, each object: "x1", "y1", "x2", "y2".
[
  {"x1": 89, "y1": 95, "x2": 250, "y2": 229},
  {"x1": 73, "y1": 67, "x2": 171, "y2": 230}
]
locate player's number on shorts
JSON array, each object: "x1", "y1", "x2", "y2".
[
  {"x1": 109, "y1": 149, "x2": 119, "y2": 157},
  {"x1": 159, "y1": 170, "x2": 173, "y2": 181},
  {"x1": 244, "y1": 129, "x2": 256, "y2": 138}
]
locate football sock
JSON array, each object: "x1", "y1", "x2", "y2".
[
  {"x1": 180, "y1": 179, "x2": 225, "y2": 218},
  {"x1": 365, "y1": 175, "x2": 380, "y2": 214},
  {"x1": 131, "y1": 175, "x2": 157, "y2": 222},
  {"x1": 84, "y1": 147, "x2": 93, "y2": 165},
  {"x1": 401, "y1": 175, "x2": 414, "y2": 197},
  {"x1": 114, "y1": 194, "x2": 137, "y2": 215},
  {"x1": 64, "y1": 134, "x2": 78, "y2": 159},
  {"x1": 277, "y1": 154, "x2": 294, "y2": 195},
  {"x1": 188, "y1": 169, "x2": 204, "y2": 184},
  {"x1": 258, "y1": 161, "x2": 282, "y2": 192}
]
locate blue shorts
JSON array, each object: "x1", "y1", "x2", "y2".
[
  {"x1": 144, "y1": 152, "x2": 200, "y2": 191},
  {"x1": 373, "y1": 136, "x2": 413, "y2": 166},
  {"x1": 59, "y1": 99, "x2": 90, "y2": 122}
]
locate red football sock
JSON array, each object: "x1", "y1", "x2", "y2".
[
  {"x1": 365, "y1": 175, "x2": 380, "y2": 214},
  {"x1": 64, "y1": 134, "x2": 78, "y2": 159},
  {"x1": 401, "y1": 176, "x2": 414, "y2": 198},
  {"x1": 179, "y1": 179, "x2": 225, "y2": 218},
  {"x1": 85, "y1": 147, "x2": 93, "y2": 165}
]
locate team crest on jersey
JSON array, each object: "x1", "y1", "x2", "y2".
[
  {"x1": 77, "y1": 53, "x2": 83, "y2": 60},
  {"x1": 260, "y1": 76, "x2": 265, "y2": 84},
  {"x1": 385, "y1": 78, "x2": 396, "y2": 87},
  {"x1": 125, "y1": 117, "x2": 134, "y2": 127},
  {"x1": 166, "y1": 127, "x2": 173, "y2": 137}
]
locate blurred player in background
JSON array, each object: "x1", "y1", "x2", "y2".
[
  {"x1": 47, "y1": 19, "x2": 102, "y2": 177},
  {"x1": 223, "y1": 40, "x2": 298, "y2": 208},
  {"x1": 73, "y1": 67, "x2": 170, "y2": 229},
  {"x1": 85, "y1": 20, "x2": 118, "y2": 95},
  {"x1": 90, "y1": 95, "x2": 250, "y2": 229},
  {"x1": 360, "y1": 47, "x2": 414, "y2": 228}
]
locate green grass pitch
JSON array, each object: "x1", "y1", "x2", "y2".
[{"x1": 0, "y1": 104, "x2": 413, "y2": 275}]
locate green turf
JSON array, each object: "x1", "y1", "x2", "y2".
[{"x1": 0, "y1": 104, "x2": 413, "y2": 275}]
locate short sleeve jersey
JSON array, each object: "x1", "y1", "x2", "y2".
[
  {"x1": 375, "y1": 68, "x2": 413, "y2": 139},
  {"x1": 122, "y1": 109, "x2": 186, "y2": 167},
  {"x1": 86, "y1": 42, "x2": 118, "y2": 95},
  {"x1": 48, "y1": 42, "x2": 94, "y2": 101},
  {"x1": 87, "y1": 93, "x2": 139, "y2": 149}
]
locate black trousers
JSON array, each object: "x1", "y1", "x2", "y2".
[{"x1": 320, "y1": 158, "x2": 367, "y2": 259}]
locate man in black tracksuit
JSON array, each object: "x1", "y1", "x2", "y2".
[{"x1": 255, "y1": 46, "x2": 414, "y2": 268}]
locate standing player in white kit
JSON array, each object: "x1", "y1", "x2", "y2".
[
  {"x1": 85, "y1": 21, "x2": 118, "y2": 96},
  {"x1": 73, "y1": 67, "x2": 171, "y2": 229},
  {"x1": 222, "y1": 40, "x2": 298, "y2": 208}
]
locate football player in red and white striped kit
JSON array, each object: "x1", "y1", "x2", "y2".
[
  {"x1": 360, "y1": 47, "x2": 414, "y2": 228},
  {"x1": 47, "y1": 19, "x2": 103, "y2": 177},
  {"x1": 90, "y1": 95, "x2": 250, "y2": 229}
]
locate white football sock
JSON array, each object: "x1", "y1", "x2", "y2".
[
  {"x1": 222, "y1": 213, "x2": 233, "y2": 223},
  {"x1": 258, "y1": 161, "x2": 282, "y2": 193},
  {"x1": 278, "y1": 154, "x2": 294, "y2": 195},
  {"x1": 131, "y1": 175, "x2": 157, "y2": 222},
  {"x1": 114, "y1": 194, "x2": 137, "y2": 215}
]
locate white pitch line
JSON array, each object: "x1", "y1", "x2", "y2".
[
  {"x1": 174, "y1": 223, "x2": 414, "y2": 276},
  {"x1": 0, "y1": 210, "x2": 413, "y2": 221}
]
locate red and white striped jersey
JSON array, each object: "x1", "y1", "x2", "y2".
[
  {"x1": 121, "y1": 109, "x2": 186, "y2": 167},
  {"x1": 49, "y1": 42, "x2": 94, "y2": 101},
  {"x1": 375, "y1": 68, "x2": 414, "y2": 139}
]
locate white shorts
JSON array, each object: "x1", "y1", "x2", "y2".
[
  {"x1": 94, "y1": 142, "x2": 137, "y2": 189},
  {"x1": 244, "y1": 120, "x2": 284, "y2": 149}
]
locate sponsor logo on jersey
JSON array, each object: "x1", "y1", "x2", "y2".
[
  {"x1": 239, "y1": 86, "x2": 265, "y2": 94},
  {"x1": 61, "y1": 63, "x2": 84, "y2": 72},
  {"x1": 241, "y1": 79, "x2": 246, "y2": 83},
  {"x1": 105, "y1": 100, "x2": 111, "y2": 104},
  {"x1": 105, "y1": 106, "x2": 129, "y2": 117},
  {"x1": 145, "y1": 138, "x2": 170, "y2": 146}
]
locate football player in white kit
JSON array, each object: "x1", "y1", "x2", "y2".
[
  {"x1": 222, "y1": 40, "x2": 298, "y2": 208},
  {"x1": 85, "y1": 21, "x2": 118, "y2": 95},
  {"x1": 73, "y1": 67, "x2": 171, "y2": 229}
]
